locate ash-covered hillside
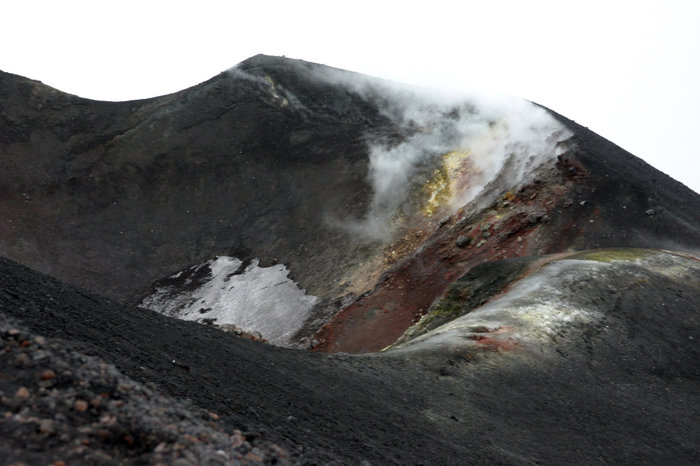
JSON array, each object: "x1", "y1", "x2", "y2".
[{"x1": 0, "y1": 55, "x2": 698, "y2": 465}]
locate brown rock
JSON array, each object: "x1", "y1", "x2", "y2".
[
  {"x1": 15, "y1": 386, "x2": 29, "y2": 399},
  {"x1": 455, "y1": 235, "x2": 471, "y2": 248},
  {"x1": 40, "y1": 369, "x2": 56, "y2": 380},
  {"x1": 232, "y1": 431, "x2": 245, "y2": 448},
  {"x1": 74, "y1": 400, "x2": 89, "y2": 412},
  {"x1": 39, "y1": 419, "x2": 55, "y2": 435}
]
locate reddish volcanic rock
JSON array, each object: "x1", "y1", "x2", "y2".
[{"x1": 312, "y1": 160, "x2": 578, "y2": 353}]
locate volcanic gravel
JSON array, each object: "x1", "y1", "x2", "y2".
[{"x1": 0, "y1": 313, "x2": 290, "y2": 465}]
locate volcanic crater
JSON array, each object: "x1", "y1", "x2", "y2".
[{"x1": 0, "y1": 55, "x2": 698, "y2": 465}]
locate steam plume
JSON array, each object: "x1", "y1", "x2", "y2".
[{"x1": 313, "y1": 68, "x2": 571, "y2": 239}]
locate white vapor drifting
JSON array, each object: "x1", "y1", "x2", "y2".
[{"x1": 313, "y1": 69, "x2": 571, "y2": 239}]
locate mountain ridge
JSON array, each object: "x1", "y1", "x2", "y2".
[
  {"x1": 0, "y1": 55, "x2": 698, "y2": 464},
  {"x1": 2, "y1": 55, "x2": 698, "y2": 307}
]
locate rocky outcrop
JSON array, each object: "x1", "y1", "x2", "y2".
[{"x1": 0, "y1": 315, "x2": 289, "y2": 465}]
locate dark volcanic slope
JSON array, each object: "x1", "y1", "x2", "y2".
[
  {"x1": 0, "y1": 314, "x2": 289, "y2": 465},
  {"x1": 544, "y1": 108, "x2": 700, "y2": 251},
  {"x1": 0, "y1": 55, "x2": 397, "y2": 302},
  {"x1": 1, "y1": 251, "x2": 699, "y2": 465},
  {"x1": 312, "y1": 115, "x2": 700, "y2": 353},
  {"x1": 2, "y1": 54, "x2": 699, "y2": 312},
  {"x1": 1, "y1": 56, "x2": 700, "y2": 464}
]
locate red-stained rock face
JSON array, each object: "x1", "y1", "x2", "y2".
[
  {"x1": 312, "y1": 160, "x2": 581, "y2": 353},
  {"x1": 310, "y1": 112, "x2": 700, "y2": 354},
  {"x1": 464, "y1": 326, "x2": 519, "y2": 352}
]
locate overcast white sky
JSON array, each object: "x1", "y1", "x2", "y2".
[{"x1": 2, "y1": 0, "x2": 698, "y2": 193}]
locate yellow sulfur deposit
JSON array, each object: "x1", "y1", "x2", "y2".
[
  {"x1": 420, "y1": 151, "x2": 471, "y2": 217},
  {"x1": 264, "y1": 75, "x2": 289, "y2": 107}
]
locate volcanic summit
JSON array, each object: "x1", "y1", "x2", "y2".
[{"x1": 0, "y1": 55, "x2": 698, "y2": 465}]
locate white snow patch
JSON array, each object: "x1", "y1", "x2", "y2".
[{"x1": 140, "y1": 257, "x2": 319, "y2": 346}]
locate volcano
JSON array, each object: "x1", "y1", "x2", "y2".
[{"x1": 0, "y1": 55, "x2": 698, "y2": 465}]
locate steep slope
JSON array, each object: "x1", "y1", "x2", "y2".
[
  {"x1": 1, "y1": 250, "x2": 698, "y2": 464},
  {"x1": 0, "y1": 314, "x2": 289, "y2": 465},
  {"x1": 2, "y1": 56, "x2": 698, "y2": 354},
  {"x1": 312, "y1": 120, "x2": 700, "y2": 353},
  {"x1": 1, "y1": 56, "x2": 699, "y2": 464},
  {"x1": 0, "y1": 55, "x2": 396, "y2": 303}
]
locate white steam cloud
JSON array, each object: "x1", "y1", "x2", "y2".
[{"x1": 312, "y1": 68, "x2": 571, "y2": 240}]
